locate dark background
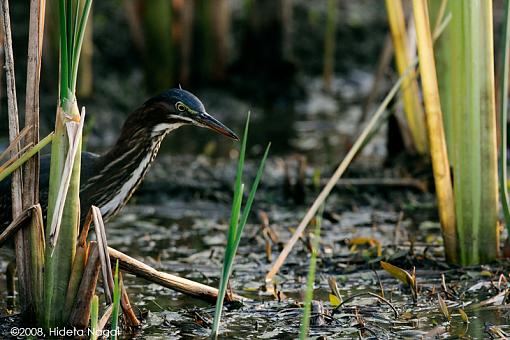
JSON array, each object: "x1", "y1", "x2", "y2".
[{"x1": 1, "y1": 0, "x2": 388, "y2": 164}]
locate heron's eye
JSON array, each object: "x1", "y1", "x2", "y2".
[{"x1": 176, "y1": 102, "x2": 186, "y2": 112}]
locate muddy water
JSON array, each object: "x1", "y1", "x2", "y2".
[
  {"x1": 88, "y1": 157, "x2": 510, "y2": 339},
  {"x1": 1, "y1": 156, "x2": 510, "y2": 339}
]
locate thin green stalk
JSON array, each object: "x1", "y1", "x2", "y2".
[
  {"x1": 111, "y1": 260, "x2": 121, "y2": 340},
  {"x1": 0, "y1": 132, "x2": 54, "y2": 182},
  {"x1": 499, "y1": 0, "x2": 510, "y2": 233},
  {"x1": 89, "y1": 295, "x2": 99, "y2": 340},
  {"x1": 58, "y1": 0, "x2": 68, "y2": 101},
  {"x1": 211, "y1": 114, "x2": 270, "y2": 338},
  {"x1": 299, "y1": 206, "x2": 323, "y2": 340},
  {"x1": 71, "y1": 0, "x2": 92, "y2": 93}
]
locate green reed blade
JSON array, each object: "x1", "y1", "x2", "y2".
[
  {"x1": 299, "y1": 205, "x2": 324, "y2": 340},
  {"x1": 499, "y1": 0, "x2": 510, "y2": 234},
  {"x1": 89, "y1": 295, "x2": 99, "y2": 340},
  {"x1": 111, "y1": 260, "x2": 121, "y2": 340},
  {"x1": 211, "y1": 114, "x2": 269, "y2": 339}
]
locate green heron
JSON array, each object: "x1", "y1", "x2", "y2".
[{"x1": 0, "y1": 88, "x2": 238, "y2": 230}]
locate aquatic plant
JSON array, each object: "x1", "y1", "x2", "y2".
[
  {"x1": 111, "y1": 260, "x2": 121, "y2": 340},
  {"x1": 299, "y1": 206, "x2": 323, "y2": 340},
  {"x1": 498, "y1": 0, "x2": 510, "y2": 241},
  {"x1": 44, "y1": 0, "x2": 93, "y2": 326},
  {"x1": 0, "y1": 0, "x2": 46, "y2": 320},
  {"x1": 89, "y1": 295, "x2": 99, "y2": 340},
  {"x1": 211, "y1": 113, "x2": 270, "y2": 338},
  {"x1": 418, "y1": 0, "x2": 498, "y2": 264},
  {"x1": 385, "y1": 0, "x2": 428, "y2": 155},
  {"x1": 413, "y1": 0, "x2": 457, "y2": 263}
]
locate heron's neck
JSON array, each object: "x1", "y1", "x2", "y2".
[
  {"x1": 82, "y1": 119, "x2": 184, "y2": 218},
  {"x1": 103, "y1": 121, "x2": 183, "y2": 168}
]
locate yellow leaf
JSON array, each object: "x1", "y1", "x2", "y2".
[
  {"x1": 329, "y1": 293, "x2": 341, "y2": 307},
  {"x1": 381, "y1": 261, "x2": 412, "y2": 286},
  {"x1": 380, "y1": 261, "x2": 417, "y2": 299}
]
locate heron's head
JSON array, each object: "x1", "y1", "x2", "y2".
[{"x1": 144, "y1": 88, "x2": 239, "y2": 140}]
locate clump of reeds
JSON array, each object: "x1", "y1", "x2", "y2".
[
  {"x1": 416, "y1": 0, "x2": 498, "y2": 264},
  {"x1": 43, "y1": 0, "x2": 92, "y2": 327}
]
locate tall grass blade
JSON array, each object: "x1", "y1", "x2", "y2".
[
  {"x1": 299, "y1": 206, "x2": 323, "y2": 340},
  {"x1": 0, "y1": 132, "x2": 54, "y2": 182},
  {"x1": 71, "y1": 0, "x2": 92, "y2": 92},
  {"x1": 211, "y1": 114, "x2": 270, "y2": 338},
  {"x1": 89, "y1": 295, "x2": 99, "y2": 340},
  {"x1": 111, "y1": 260, "x2": 121, "y2": 340},
  {"x1": 236, "y1": 143, "x2": 270, "y2": 242},
  {"x1": 499, "y1": 0, "x2": 510, "y2": 234},
  {"x1": 58, "y1": 0, "x2": 68, "y2": 100}
]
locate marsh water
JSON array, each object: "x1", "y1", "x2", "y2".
[
  {"x1": 102, "y1": 156, "x2": 510, "y2": 339},
  {"x1": 3, "y1": 151, "x2": 510, "y2": 339}
]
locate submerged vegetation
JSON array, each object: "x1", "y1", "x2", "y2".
[{"x1": 3, "y1": 0, "x2": 510, "y2": 338}]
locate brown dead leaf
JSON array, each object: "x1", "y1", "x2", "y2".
[{"x1": 438, "y1": 294, "x2": 450, "y2": 321}]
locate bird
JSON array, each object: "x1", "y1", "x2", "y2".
[{"x1": 0, "y1": 88, "x2": 239, "y2": 231}]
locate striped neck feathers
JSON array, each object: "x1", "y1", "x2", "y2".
[{"x1": 82, "y1": 108, "x2": 186, "y2": 218}]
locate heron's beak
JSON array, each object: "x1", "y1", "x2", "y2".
[{"x1": 196, "y1": 112, "x2": 239, "y2": 141}]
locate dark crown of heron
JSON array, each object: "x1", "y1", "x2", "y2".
[
  {"x1": 122, "y1": 88, "x2": 206, "y2": 136},
  {"x1": 147, "y1": 89, "x2": 206, "y2": 122}
]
